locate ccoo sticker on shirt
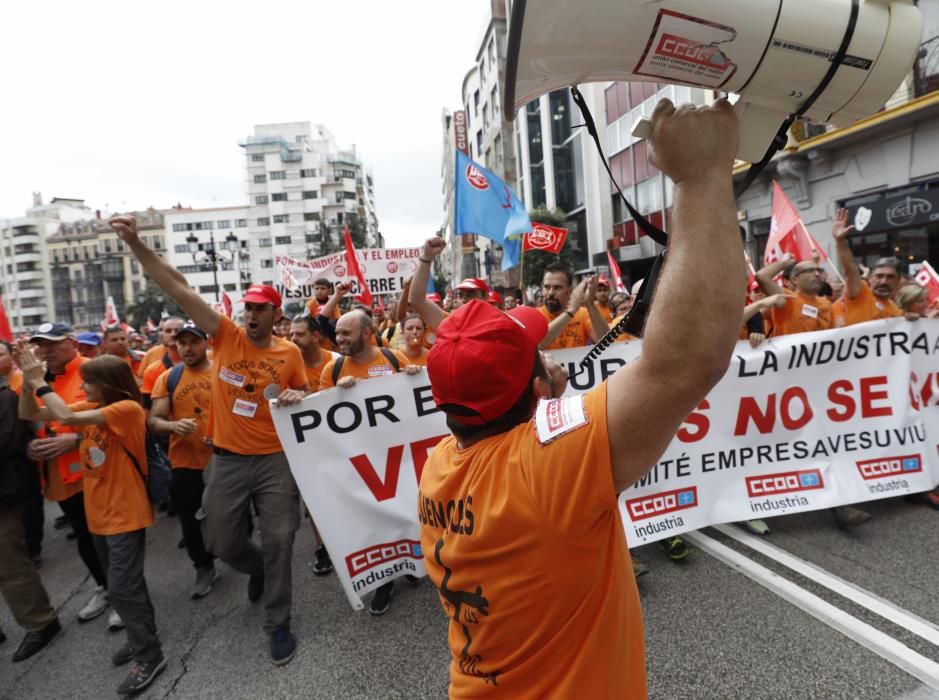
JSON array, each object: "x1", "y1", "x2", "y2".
[
  {"x1": 535, "y1": 395, "x2": 588, "y2": 445},
  {"x1": 220, "y1": 367, "x2": 246, "y2": 388},
  {"x1": 801, "y1": 304, "x2": 819, "y2": 319},
  {"x1": 368, "y1": 365, "x2": 394, "y2": 377},
  {"x1": 232, "y1": 399, "x2": 258, "y2": 418}
]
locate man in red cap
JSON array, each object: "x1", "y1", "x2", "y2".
[
  {"x1": 107, "y1": 216, "x2": 310, "y2": 667},
  {"x1": 595, "y1": 277, "x2": 615, "y2": 324},
  {"x1": 419, "y1": 96, "x2": 744, "y2": 697}
]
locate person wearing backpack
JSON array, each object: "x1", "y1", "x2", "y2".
[
  {"x1": 0, "y1": 348, "x2": 61, "y2": 663},
  {"x1": 148, "y1": 322, "x2": 218, "y2": 599},
  {"x1": 15, "y1": 346, "x2": 165, "y2": 695},
  {"x1": 319, "y1": 310, "x2": 421, "y2": 615}
]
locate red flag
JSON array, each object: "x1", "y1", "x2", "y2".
[
  {"x1": 343, "y1": 226, "x2": 373, "y2": 306},
  {"x1": 765, "y1": 181, "x2": 826, "y2": 265},
  {"x1": 605, "y1": 251, "x2": 628, "y2": 294},
  {"x1": 145, "y1": 318, "x2": 157, "y2": 334},
  {"x1": 0, "y1": 296, "x2": 13, "y2": 342},
  {"x1": 221, "y1": 292, "x2": 233, "y2": 318},
  {"x1": 744, "y1": 251, "x2": 759, "y2": 294},
  {"x1": 523, "y1": 223, "x2": 568, "y2": 254},
  {"x1": 915, "y1": 261, "x2": 939, "y2": 304},
  {"x1": 101, "y1": 295, "x2": 120, "y2": 330}
]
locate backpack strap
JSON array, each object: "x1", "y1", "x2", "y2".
[
  {"x1": 331, "y1": 355, "x2": 346, "y2": 386},
  {"x1": 379, "y1": 347, "x2": 400, "y2": 372},
  {"x1": 166, "y1": 364, "x2": 185, "y2": 412},
  {"x1": 161, "y1": 351, "x2": 174, "y2": 369}
]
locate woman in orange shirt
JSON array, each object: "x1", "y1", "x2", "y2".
[
  {"x1": 401, "y1": 313, "x2": 429, "y2": 366},
  {"x1": 15, "y1": 348, "x2": 165, "y2": 695}
]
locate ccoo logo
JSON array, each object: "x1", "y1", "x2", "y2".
[
  {"x1": 465, "y1": 164, "x2": 490, "y2": 191},
  {"x1": 856, "y1": 454, "x2": 923, "y2": 480},
  {"x1": 625, "y1": 487, "x2": 698, "y2": 521},
  {"x1": 746, "y1": 469, "x2": 824, "y2": 498},
  {"x1": 345, "y1": 539, "x2": 423, "y2": 577}
]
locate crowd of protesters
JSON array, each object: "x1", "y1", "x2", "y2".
[{"x1": 1, "y1": 201, "x2": 937, "y2": 696}]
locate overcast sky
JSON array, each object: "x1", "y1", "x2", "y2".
[{"x1": 0, "y1": 0, "x2": 493, "y2": 247}]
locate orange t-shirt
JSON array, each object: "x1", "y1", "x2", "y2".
[
  {"x1": 209, "y1": 315, "x2": 309, "y2": 455},
  {"x1": 71, "y1": 399, "x2": 154, "y2": 535},
  {"x1": 151, "y1": 365, "x2": 214, "y2": 470},
  {"x1": 595, "y1": 302, "x2": 614, "y2": 324},
  {"x1": 304, "y1": 350, "x2": 339, "y2": 393},
  {"x1": 769, "y1": 292, "x2": 832, "y2": 336},
  {"x1": 6, "y1": 369, "x2": 23, "y2": 394},
  {"x1": 307, "y1": 298, "x2": 341, "y2": 352},
  {"x1": 140, "y1": 349, "x2": 180, "y2": 396},
  {"x1": 319, "y1": 349, "x2": 410, "y2": 389},
  {"x1": 843, "y1": 282, "x2": 902, "y2": 326},
  {"x1": 538, "y1": 306, "x2": 594, "y2": 350},
  {"x1": 419, "y1": 384, "x2": 645, "y2": 697},
  {"x1": 402, "y1": 347, "x2": 429, "y2": 366},
  {"x1": 40, "y1": 354, "x2": 88, "y2": 502},
  {"x1": 137, "y1": 345, "x2": 165, "y2": 378}
]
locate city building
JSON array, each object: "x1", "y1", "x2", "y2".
[
  {"x1": 163, "y1": 205, "x2": 251, "y2": 306},
  {"x1": 239, "y1": 122, "x2": 380, "y2": 291}
]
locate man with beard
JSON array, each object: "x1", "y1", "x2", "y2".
[
  {"x1": 149, "y1": 322, "x2": 218, "y2": 599},
  {"x1": 102, "y1": 327, "x2": 142, "y2": 375},
  {"x1": 833, "y1": 208, "x2": 903, "y2": 324},
  {"x1": 319, "y1": 310, "x2": 420, "y2": 614},
  {"x1": 754, "y1": 254, "x2": 833, "y2": 335},
  {"x1": 139, "y1": 317, "x2": 184, "y2": 409},
  {"x1": 109, "y1": 215, "x2": 309, "y2": 667},
  {"x1": 538, "y1": 263, "x2": 609, "y2": 350}
]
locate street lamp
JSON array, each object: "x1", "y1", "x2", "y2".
[
  {"x1": 223, "y1": 232, "x2": 249, "y2": 297},
  {"x1": 186, "y1": 230, "x2": 224, "y2": 302}
]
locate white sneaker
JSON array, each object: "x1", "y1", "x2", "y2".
[
  {"x1": 78, "y1": 586, "x2": 109, "y2": 622},
  {"x1": 108, "y1": 609, "x2": 125, "y2": 631}
]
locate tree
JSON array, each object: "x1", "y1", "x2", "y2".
[
  {"x1": 521, "y1": 206, "x2": 574, "y2": 288},
  {"x1": 125, "y1": 283, "x2": 185, "y2": 328},
  {"x1": 345, "y1": 213, "x2": 369, "y2": 249}
]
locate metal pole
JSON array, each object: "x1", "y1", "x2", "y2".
[{"x1": 209, "y1": 230, "x2": 220, "y2": 302}]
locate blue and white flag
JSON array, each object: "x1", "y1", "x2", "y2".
[{"x1": 455, "y1": 151, "x2": 530, "y2": 247}]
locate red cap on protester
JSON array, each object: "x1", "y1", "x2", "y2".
[
  {"x1": 487, "y1": 291, "x2": 503, "y2": 305},
  {"x1": 428, "y1": 300, "x2": 548, "y2": 425},
  {"x1": 240, "y1": 285, "x2": 282, "y2": 308},
  {"x1": 597, "y1": 276, "x2": 610, "y2": 288},
  {"x1": 454, "y1": 278, "x2": 490, "y2": 295},
  {"x1": 426, "y1": 293, "x2": 442, "y2": 303}
]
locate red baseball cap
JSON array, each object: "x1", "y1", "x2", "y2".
[
  {"x1": 428, "y1": 300, "x2": 548, "y2": 425},
  {"x1": 426, "y1": 292, "x2": 442, "y2": 303},
  {"x1": 455, "y1": 278, "x2": 490, "y2": 295},
  {"x1": 240, "y1": 284, "x2": 282, "y2": 308},
  {"x1": 597, "y1": 277, "x2": 611, "y2": 288},
  {"x1": 487, "y1": 291, "x2": 503, "y2": 305}
]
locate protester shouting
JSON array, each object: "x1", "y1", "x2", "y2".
[
  {"x1": 16, "y1": 348, "x2": 164, "y2": 695},
  {"x1": 109, "y1": 215, "x2": 310, "y2": 667},
  {"x1": 418, "y1": 96, "x2": 745, "y2": 697}
]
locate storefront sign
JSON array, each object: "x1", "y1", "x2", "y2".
[{"x1": 846, "y1": 187, "x2": 939, "y2": 233}]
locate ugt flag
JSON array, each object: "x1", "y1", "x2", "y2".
[
  {"x1": 455, "y1": 151, "x2": 530, "y2": 246},
  {"x1": 765, "y1": 181, "x2": 828, "y2": 266},
  {"x1": 523, "y1": 223, "x2": 568, "y2": 254},
  {"x1": 915, "y1": 261, "x2": 939, "y2": 304}
]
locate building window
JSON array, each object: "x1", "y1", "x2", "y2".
[
  {"x1": 254, "y1": 174, "x2": 267, "y2": 183},
  {"x1": 343, "y1": 191, "x2": 356, "y2": 200},
  {"x1": 174, "y1": 244, "x2": 189, "y2": 253},
  {"x1": 255, "y1": 195, "x2": 269, "y2": 205},
  {"x1": 270, "y1": 171, "x2": 286, "y2": 180},
  {"x1": 474, "y1": 90, "x2": 480, "y2": 115},
  {"x1": 178, "y1": 264, "x2": 200, "y2": 273},
  {"x1": 300, "y1": 168, "x2": 317, "y2": 177},
  {"x1": 272, "y1": 192, "x2": 288, "y2": 202},
  {"x1": 199, "y1": 285, "x2": 218, "y2": 294},
  {"x1": 261, "y1": 259, "x2": 273, "y2": 268},
  {"x1": 302, "y1": 190, "x2": 318, "y2": 199},
  {"x1": 251, "y1": 153, "x2": 264, "y2": 162},
  {"x1": 273, "y1": 214, "x2": 289, "y2": 223},
  {"x1": 257, "y1": 217, "x2": 270, "y2": 226},
  {"x1": 217, "y1": 219, "x2": 231, "y2": 228},
  {"x1": 259, "y1": 238, "x2": 272, "y2": 247},
  {"x1": 335, "y1": 192, "x2": 344, "y2": 203},
  {"x1": 275, "y1": 236, "x2": 291, "y2": 245},
  {"x1": 303, "y1": 212, "x2": 319, "y2": 221},
  {"x1": 476, "y1": 130, "x2": 483, "y2": 156},
  {"x1": 172, "y1": 223, "x2": 193, "y2": 232},
  {"x1": 235, "y1": 219, "x2": 248, "y2": 227}
]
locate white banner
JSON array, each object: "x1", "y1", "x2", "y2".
[
  {"x1": 272, "y1": 319, "x2": 939, "y2": 610},
  {"x1": 274, "y1": 247, "x2": 421, "y2": 303}
]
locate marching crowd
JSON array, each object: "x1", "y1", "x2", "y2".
[{"x1": 1, "y1": 201, "x2": 936, "y2": 695}]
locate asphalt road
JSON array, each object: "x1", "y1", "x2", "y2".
[{"x1": 2, "y1": 497, "x2": 939, "y2": 699}]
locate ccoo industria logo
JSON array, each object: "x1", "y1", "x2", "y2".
[
  {"x1": 855, "y1": 454, "x2": 923, "y2": 480},
  {"x1": 625, "y1": 486, "x2": 698, "y2": 521},
  {"x1": 745, "y1": 469, "x2": 824, "y2": 498}
]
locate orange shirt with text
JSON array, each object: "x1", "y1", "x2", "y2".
[
  {"x1": 419, "y1": 384, "x2": 646, "y2": 698},
  {"x1": 844, "y1": 282, "x2": 902, "y2": 326},
  {"x1": 71, "y1": 399, "x2": 154, "y2": 535},
  {"x1": 538, "y1": 306, "x2": 594, "y2": 350},
  {"x1": 39, "y1": 355, "x2": 88, "y2": 502},
  {"x1": 151, "y1": 365, "x2": 214, "y2": 470},
  {"x1": 209, "y1": 316, "x2": 309, "y2": 455},
  {"x1": 770, "y1": 292, "x2": 833, "y2": 336},
  {"x1": 319, "y1": 349, "x2": 410, "y2": 389},
  {"x1": 141, "y1": 351, "x2": 179, "y2": 396}
]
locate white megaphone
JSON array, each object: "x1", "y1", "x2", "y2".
[{"x1": 505, "y1": 0, "x2": 922, "y2": 163}]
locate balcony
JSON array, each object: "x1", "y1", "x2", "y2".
[
  {"x1": 12, "y1": 252, "x2": 42, "y2": 264},
  {"x1": 328, "y1": 153, "x2": 359, "y2": 166}
]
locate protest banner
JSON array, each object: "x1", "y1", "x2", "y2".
[
  {"x1": 274, "y1": 246, "x2": 422, "y2": 303},
  {"x1": 271, "y1": 318, "x2": 939, "y2": 610}
]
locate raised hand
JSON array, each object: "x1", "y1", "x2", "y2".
[
  {"x1": 421, "y1": 237, "x2": 446, "y2": 261},
  {"x1": 831, "y1": 208, "x2": 855, "y2": 242},
  {"x1": 13, "y1": 340, "x2": 45, "y2": 387},
  {"x1": 109, "y1": 215, "x2": 140, "y2": 244}
]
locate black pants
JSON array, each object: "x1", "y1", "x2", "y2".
[
  {"x1": 59, "y1": 492, "x2": 107, "y2": 587},
  {"x1": 94, "y1": 530, "x2": 161, "y2": 664},
  {"x1": 171, "y1": 468, "x2": 213, "y2": 570},
  {"x1": 21, "y1": 489, "x2": 44, "y2": 557}
]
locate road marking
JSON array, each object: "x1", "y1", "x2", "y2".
[
  {"x1": 684, "y1": 530, "x2": 939, "y2": 690},
  {"x1": 712, "y1": 523, "x2": 939, "y2": 649}
]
